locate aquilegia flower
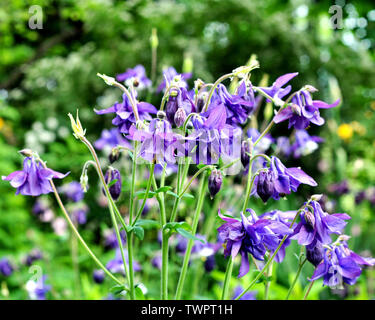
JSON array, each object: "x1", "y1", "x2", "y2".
[
  {"x1": 26, "y1": 275, "x2": 51, "y2": 300},
  {"x1": 95, "y1": 93, "x2": 157, "y2": 135},
  {"x1": 94, "y1": 128, "x2": 131, "y2": 151},
  {"x1": 103, "y1": 167, "x2": 122, "y2": 201},
  {"x1": 157, "y1": 67, "x2": 192, "y2": 92},
  {"x1": 2, "y1": 156, "x2": 69, "y2": 196},
  {"x1": 217, "y1": 209, "x2": 292, "y2": 277},
  {"x1": 292, "y1": 130, "x2": 324, "y2": 158},
  {"x1": 59, "y1": 181, "x2": 84, "y2": 202},
  {"x1": 116, "y1": 65, "x2": 151, "y2": 89},
  {"x1": 208, "y1": 169, "x2": 223, "y2": 199},
  {"x1": 290, "y1": 200, "x2": 351, "y2": 246},
  {"x1": 310, "y1": 240, "x2": 375, "y2": 287},
  {"x1": 0, "y1": 258, "x2": 13, "y2": 277},
  {"x1": 274, "y1": 88, "x2": 340, "y2": 129},
  {"x1": 106, "y1": 248, "x2": 141, "y2": 275},
  {"x1": 258, "y1": 72, "x2": 299, "y2": 103},
  {"x1": 252, "y1": 156, "x2": 317, "y2": 202}
]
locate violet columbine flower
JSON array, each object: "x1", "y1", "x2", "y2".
[
  {"x1": 217, "y1": 209, "x2": 292, "y2": 277},
  {"x1": 94, "y1": 128, "x2": 131, "y2": 151},
  {"x1": 0, "y1": 258, "x2": 13, "y2": 277},
  {"x1": 306, "y1": 240, "x2": 325, "y2": 267},
  {"x1": 275, "y1": 136, "x2": 292, "y2": 158},
  {"x1": 95, "y1": 93, "x2": 157, "y2": 135},
  {"x1": 292, "y1": 130, "x2": 324, "y2": 158},
  {"x1": 26, "y1": 275, "x2": 51, "y2": 300},
  {"x1": 71, "y1": 205, "x2": 88, "y2": 225},
  {"x1": 2, "y1": 156, "x2": 69, "y2": 196},
  {"x1": 174, "y1": 107, "x2": 187, "y2": 127},
  {"x1": 258, "y1": 72, "x2": 299, "y2": 103},
  {"x1": 310, "y1": 240, "x2": 375, "y2": 287},
  {"x1": 208, "y1": 169, "x2": 223, "y2": 199},
  {"x1": 116, "y1": 65, "x2": 151, "y2": 89},
  {"x1": 129, "y1": 116, "x2": 177, "y2": 165},
  {"x1": 232, "y1": 286, "x2": 257, "y2": 300},
  {"x1": 259, "y1": 210, "x2": 296, "y2": 262},
  {"x1": 210, "y1": 84, "x2": 254, "y2": 125},
  {"x1": 165, "y1": 87, "x2": 195, "y2": 126},
  {"x1": 106, "y1": 248, "x2": 141, "y2": 275},
  {"x1": 157, "y1": 67, "x2": 191, "y2": 92},
  {"x1": 59, "y1": 181, "x2": 84, "y2": 202},
  {"x1": 93, "y1": 269, "x2": 105, "y2": 284},
  {"x1": 236, "y1": 79, "x2": 256, "y2": 114},
  {"x1": 273, "y1": 88, "x2": 340, "y2": 130},
  {"x1": 252, "y1": 156, "x2": 317, "y2": 202},
  {"x1": 103, "y1": 167, "x2": 122, "y2": 201},
  {"x1": 290, "y1": 201, "x2": 351, "y2": 246}
]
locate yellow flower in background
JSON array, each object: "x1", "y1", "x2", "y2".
[
  {"x1": 337, "y1": 123, "x2": 353, "y2": 140},
  {"x1": 0, "y1": 117, "x2": 4, "y2": 130}
]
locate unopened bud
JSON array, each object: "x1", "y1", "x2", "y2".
[
  {"x1": 68, "y1": 110, "x2": 86, "y2": 140},
  {"x1": 18, "y1": 149, "x2": 33, "y2": 157},
  {"x1": 103, "y1": 167, "x2": 122, "y2": 201},
  {"x1": 208, "y1": 169, "x2": 223, "y2": 199},
  {"x1": 150, "y1": 28, "x2": 158, "y2": 49},
  {"x1": 303, "y1": 85, "x2": 318, "y2": 93},
  {"x1": 241, "y1": 140, "x2": 251, "y2": 168},
  {"x1": 109, "y1": 147, "x2": 121, "y2": 164},
  {"x1": 256, "y1": 170, "x2": 274, "y2": 203},
  {"x1": 311, "y1": 194, "x2": 323, "y2": 202},
  {"x1": 304, "y1": 210, "x2": 315, "y2": 229},
  {"x1": 174, "y1": 108, "x2": 186, "y2": 128}
]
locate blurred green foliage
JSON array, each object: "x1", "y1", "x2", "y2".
[{"x1": 0, "y1": 0, "x2": 374, "y2": 300}]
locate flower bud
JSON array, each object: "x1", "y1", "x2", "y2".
[
  {"x1": 208, "y1": 169, "x2": 223, "y2": 199},
  {"x1": 306, "y1": 242, "x2": 325, "y2": 267},
  {"x1": 103, "y1": 167, "x2": 122, "y2": 201},
  {"x1": 256, "y1": 170, "x2": 274, "y2": 203},
  {"x1": 157, "y1": 110, "x2": 166, "y2": 120},
  {"x1": 150, "y1": 28, "x2": 158, "y2": 49},
  {"x1": 109, "y1": 147, "x2": 121, "y2": 164},
  {"x1": 310, "y1": 194, "x2": 323, "y2": 202},
  {"x1": 174, "y1": 108, "x2": 186, "y2": 127},
  {"x1": 93, "y1": 269, "x2": 105, "y2": 284},
  {"x1": 304, "y1": 210, "x2": 315, "y2": 230},
  {"x1": 18, "y1": 149, "x2": 34, "y2": 157},
  {"x1": 241, "y1": 141, "x2": 251, "y2": 168}
]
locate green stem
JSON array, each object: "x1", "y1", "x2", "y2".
[
  {"x1": 179, "y1": 165, "x2": 211, "y2": 198},
  {"x1": 202, "y1": 73, "x2": 233, "y2": 112},
  {"x1": 47, "y1": 179, "x2": 123, "y2": 286},
  {"x1": 303, "y1": 280, "x2": 315, "y2": 300},
  {"x1": 221, "y1": 259, "x2": 234, "y2": 300},
  {"x1": 286, "y1": 258, "x2": 307, "y2": 300},
  {"x1": 175, "y1": 172, "x2": 208, "y2": 300},
  {"x1": 264, "y1": 260, "x2": 273, "y2": 300}
]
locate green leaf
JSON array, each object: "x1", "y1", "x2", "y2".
[
  {"x1": 107, "y1": 179, "x2": 118, "y2": 188},
  {"x1": 135, "y1": 219, "x2": 160, "y2": 230},
  {"x1": 155, "y1": 186, "x2": 173, "y2": 193},
  {"x1": 134, "y1": 190, "x2": 155, "y2": 199},
  {"x1": 182, "y1": 193, "x2": 194, "y2": 199},
  {"x1": 166, "y1": 190, "x2": 179, "y2": 198},
  {"x1": 176, "y1": 227, "x2": 205, "y2": 243},
  {"x1": 135, "y1": 286, "x2": 145, "y2": 300},
  {"x1": 110, "y1": 284, "x2": 127, "y2": 295},
  {"x1": 132, "y1": 226, "x2": 144, "y2": 240}
]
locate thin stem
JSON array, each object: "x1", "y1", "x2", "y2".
[
  {"x1": 286, "y1": 258, "x2": 307, "y2": 300},
  {"x1": 179, "y1": 165, "x2": 212, "y2": 198},
  {"x1": 235, "y1": 209, "x2": 302, "y2": 300},
  {"x1": 264, "y1": 260, "x2": 273, "y2": 300},
  {"x1": 70, "y1": 225, "x2": 81, "y2": 299},
  {"x1": 303, "y1": 280, "x2": 315, "y2": 300},
  {"x1": 221, "y1": 259, "x2": 234, "y2": 300},
  {"x1": 47, "y1": 179, "x2": 122, "y2": 286},
  {"x1": 202, "y1": 73, "x2": 233, "y2": 112},
  {"x1": 175, "y1": 172, "x2": 208, "y2": 300},
  {"x1": 169, "y1": 162, "x2": 183, "y2": 222}
]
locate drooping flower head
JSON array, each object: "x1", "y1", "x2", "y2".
[
  {"x1": 116, "y1": 65, "x2": 151, "y2": 89},
  {"x1": 290, "y1": 200, "x2": 351, "y2": 246},
  {"x1": 2, "y1": 156, "x2": 69, "y2": 196},
  {"x1": 103, "y1": 167, "x2": 122, "y2": 201},
  {"x1": 95, "y1": 93, "x2": 157, "y2": 135},
  {"x1": 252, "y1": 156, "x2": 317, "y2": 202},
  {"x1": 217, "y1": 209, "x2": 292, "y2": 277},
  {"x1": 274, "y1": 87, "x2": 340, "y2": 129},
  {"x1": 208, "y1": 169, "x2": 223, "y2": 199},
  {"x1": 310, "y1": 239, "x2": 375, "y2": 288}
]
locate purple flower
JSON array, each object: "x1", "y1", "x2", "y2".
[
  {"x1": 355, "y1": 191, "x2": 366, "y2": 205},
  {"x1": 232, "y1": 286, "x2": 257, "y2": 300},
  {"x1": 165, "y1": 87, "x2": 195, "y2": 126},
  {"x1": 95, "y1": 93, "x2": 157, "y2": 135},
  {"x1": 306, "y1": 240, "x2": 325, "y2": 267},
  {"x1": 217, "y1": 209, "x2": 292, "y2": 277},
  {"x1": 311, "y1": 241, "x2": 375, "y2": 287},
  {"x1": 259, "y1": 210, "x2": 296, "y2": 262},
  {"x1": 151, "y1": 254, "x2": 162, "y2": 270},
  {"x1": 93, "y1": 269, "x2": 105, "y2": 284},
  {"x1": 94, "y1": 128, "x2": 131, "y2": 151},
  {"x1": 247, "y1": 128, "x2": 273, "y2": 155},
  {"x1": 252, "y1": 156, "x2": 317, "y2": 202},
  {"x1": 210, "y1": 84, "x2": 254, "y2": 125},
  {"x1": 0, "y1": 258, "x2": 13, "y2": 277},
  {"x1": 103, "y1": 229, "x2": 126, "y2": 249},
  {"x1": 292, "y1": 130, "x2": 324, "y2": 158},
  {"x1": 103, "y1": 167, "x2": 122, "y2": 201},
  {"x1": 106, "y1": 248, "x2": 141, "y2": 275},
  {"x1": 274, "y1": 89, "x2": 340, "y2": 130},
  {"x1": 258, "y1": 73, "x2": 299, "y2": 102},
  {"x1": 71, "y1": 205, "x2": 88, "y2": 225},
  {"x1": 290, "y1": 201, "x2": 351, "y2": 246},
  {"x1": 129, "y1": 117, "x2": 177, "y2": 165},
  {"x1": 2, "y1": 157, "x2": 69, "y2": 196},
  {"x1": 59, "y1": 181, "x2": 84, "y2": 202},
  {"x1": 24, "y1": 249, "x2": 43, "y2": 267},
  {"x1": 327, "y1": 180, "x2": 350, "y2": 196},
  {"x1": 157, "y1": 67, "x2": 191, "y2": 92},
  {"x1": 116, "y1": 65, "x2": 151, "y2": 89},
  {"x1": 26, "y1": 275, "x2": 51, "y2": 300},
  {"x1": 275, "y1": 136, "x2": 292, "y2": 158}
]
